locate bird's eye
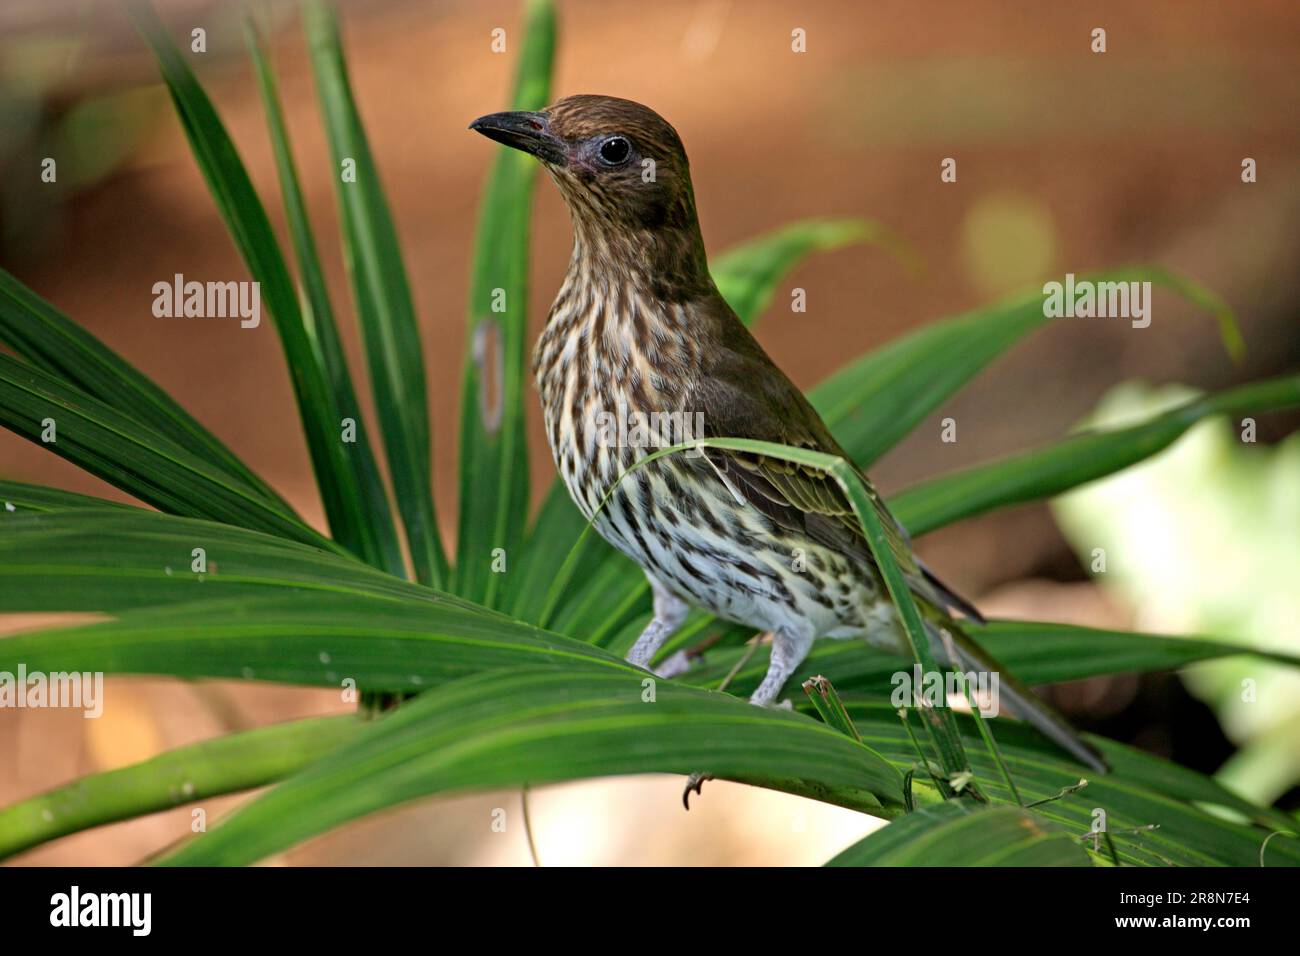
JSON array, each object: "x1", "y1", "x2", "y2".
[{"x1": 597, "y1": 136, "x2": 631, "y2": 166}]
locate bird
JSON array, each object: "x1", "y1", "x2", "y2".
[{"x1": 470, "y1": 94, "x2": 1107, "y2": 773}]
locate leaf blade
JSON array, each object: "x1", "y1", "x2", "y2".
[
  {"x1": 711, "y1": 217, "x2": 919, "y2": 327},
  {"x1": 889, "y1": 374, "x2": 1300, "y2": 537},
  {"x1": 681, "y1": 620, "x2": 1300, "y2": 698},
  {"x1": 0, "y1": 716, "x2": 358, "y2": 862},
  {"x1": 0, "y1": 355, "x2": 337, "y2": 550},
  {"x1": 0, "y1": 588, "x2": 631, "y2": 692},
  {"x1": 243, "y1": 8, "x2": 405, "y2": 575},
  {"x1": 130, "y1": 0, "x2": 380, "y2": 560},
  {"x1": 455, "y1": 0, "x2": 557, "y2": 607},
  {"x1": 0, "y1": 269, "x2": 291, "y2": 514},
  {"x1": 827, "y1": 802, "x2": 1093, "y2": 867},
  {"x1": 156, "y1": 668, "x2": 904, "y2": 865},
  {"x1": 302, "y1": 0, "x2": 448, "y2": 586},
  {"x1": 810, "y1": 267, "x2": 1244, "y2": 467},
  {"x1": 0, "y1": 508, "x2": 451, "y2": 614}
]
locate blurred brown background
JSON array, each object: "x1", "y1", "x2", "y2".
[{"x1": 1, "y1": 0, "x2": 1297, "y2": 865}]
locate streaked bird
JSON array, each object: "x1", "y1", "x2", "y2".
[{"x1": 471, "y1": 95, "x2": 1106, "y2": 772}]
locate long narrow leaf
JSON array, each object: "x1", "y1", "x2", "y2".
[
  {"x1": 810, "y1": 267, "x2": 1242, "y2": 468},
  {"x1": 157, "y1": 668, "x2": 904, "y2": 865},
  {"x1": 302, "y1": 0, "x2": 447, "y2": 587},
  {"x1": 456, "y1": 0, "x2": 556, "y2": 607},
  {"x1": 0, "y1": 356, "x2": 337, "y2": 550},
  {"x1": 243, "y1": 9, "x2": 405, "y2": 576},
  {"x1": 890, "y1": 374, "x2": 1300, "y2": 536},
  {"x1": 130, "y1": 0, "x2": 383, "y2": 559},
  {"x1": 0, "y1": 593, "x2": 630, "y2": 690},
  {"x1": 0, "y1": 269, "x2": 292, "y2": 514},
  {"x1": 681, "y1": 620, "x2": 1300, "y2": 695},
  {"x1": 0, "y1": 509, "x2": 471, "y2": 614},
  {"x1": 711, "y1": 217, "x2": 918, "y2": 327},
  {"x1": 0, "y1": 480, "x2": 137, "y2": 513},
  {"x1": 827, "y1": 802, "x2": 1092, "y2": 866},
  {"x1": 508, "y1": 480, "x2": 611, "y2": 622},
  {"x1": 0, "y1": 716, "x2": 359, "y2": 861}
]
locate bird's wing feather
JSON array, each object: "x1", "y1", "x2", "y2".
[{"x1": 688, "y1": 299, "x2": 935, "y2": 602}]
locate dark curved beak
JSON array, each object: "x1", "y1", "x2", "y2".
[{"x1": 469, "y1": 111, "x2": 565, "y2": 164}]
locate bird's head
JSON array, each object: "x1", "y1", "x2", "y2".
[{"x1": 470, "y1": 95, "x2": 699, "y2": 237}]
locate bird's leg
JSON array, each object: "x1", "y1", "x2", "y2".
[
  {"x1": 748, "y1": 625, "x2": 816, "y2": 707},
  {"x1": 626, "y1": 575, "x2": 690, "y2": 673},
  {"x1": 627, "y1": 578, "x2": 704, "y2": 808}
]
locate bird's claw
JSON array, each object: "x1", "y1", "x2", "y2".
[{"x1": 682, "y1": 772, "x2": 713, "y2": 810}]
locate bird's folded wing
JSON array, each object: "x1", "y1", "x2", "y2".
[
  {"x1": 684, "y1": 296, "x2": 987, "y2": 619},
  {"x1": 701, "y1": 442, "x2": 920, "y2": 579},
  {"x1": 690, "y1": 355, "x2": 922, "y2": 585}
]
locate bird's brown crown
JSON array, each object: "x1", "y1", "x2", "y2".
[{"x1": 544, "y1": 95, "x2": 686, "y2": 158}]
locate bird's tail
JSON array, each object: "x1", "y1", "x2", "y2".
[{"x1": 926, "y1": 617, "x2": 1109, "y2": 774}]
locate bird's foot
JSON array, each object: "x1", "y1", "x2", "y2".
[
  {"x1": 682, "y1": 771, "x2": 713, "y2": 810},
  {"x1": 747, "y1": 691, "x2": 794, "y2": 710},
  {"x1": 653, "y1": 650, "x2": 695, "y2": 680}
]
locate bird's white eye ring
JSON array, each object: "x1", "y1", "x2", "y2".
[{"x1": 597, "y1": 136, "x2": 632, "y2": 166}]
